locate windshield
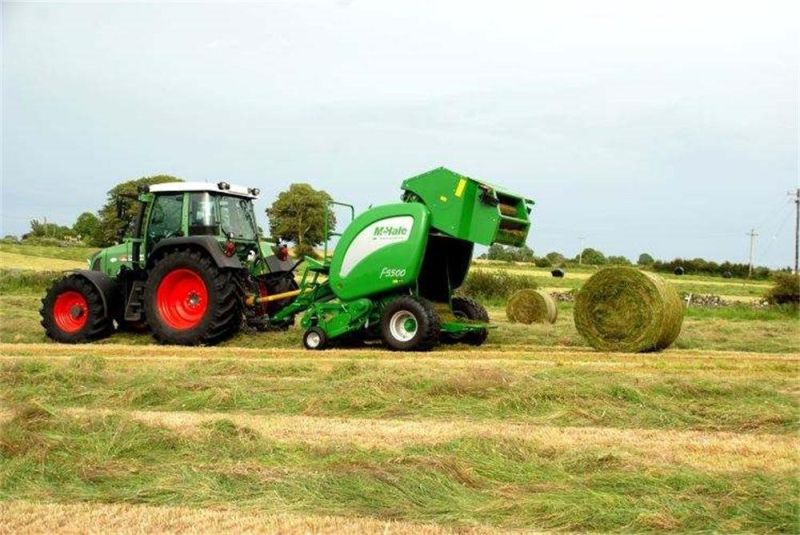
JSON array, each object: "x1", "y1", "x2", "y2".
[
  {"x1": 188, "y1": 192, "x2": 257, "y2": 240},
  {"x1": 219, "y1": 195, "x2": 257, "y2": 240}
]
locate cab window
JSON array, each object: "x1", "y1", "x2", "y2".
[
  {"x1": 148, "y1": 193, "x2": 183, "y2": 244},
  {"x1": 188, "y1": 192, "x2": 219, "y2": 236}
]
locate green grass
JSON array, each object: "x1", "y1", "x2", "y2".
[
  {"x1": 0, "y1": 243, "x2": 98, "y2": 262},
  {"x1": 2, "y1": 355, "x2": 796, "y2": 433},
  {"x1": 474, "y1": 261, "x2": 773, "y2": 299},
  {"x1": 1, "y1": 250, "x2": 798, "y2": 531},
  {"x1": 3, "y1": 294, "x2": 799, "y2": 353},
  {"x1": 0, "y1": 270, "x2": 61, "y2": 295},
  {"x1": 1, "y1": 406, "x2": 797, "y2": 532}
]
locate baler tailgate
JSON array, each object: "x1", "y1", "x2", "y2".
[{"x1": 401, "y1": 167, "x2": 533, "y2": 247}]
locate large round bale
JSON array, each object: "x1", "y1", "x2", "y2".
[
  {"x1": 506, "y1": 289, "x2": 558, "y2": 324},
  {"x1": 574, "y1": 267, "x2": 684, "y2": 352}
]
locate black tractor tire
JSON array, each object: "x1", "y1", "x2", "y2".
[
  {"x1": 380, "y1": 295, "x2": 440, "y2": 351},
  {"x1": 40, "y1": 275, "x2": 114, "y2": 343},
  {"x1": 443, "y1": 296, "x2": 489, "y2": 346},
  {"x1": 303, "y1": 326, "x2": 328, "y2": 350},
  {"x1": 144, "y1": 249, "x2": 243, "y2": 345}
]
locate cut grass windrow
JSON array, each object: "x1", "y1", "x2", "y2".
[
  {"x1": 1, "y1": 408, "x2": 797, "y2": 532},
  {"x1": 2, "y1": 407, "x2": 792, "y2": 473},
  {"x1": 1, "y1": 353, "x2": 796, "y2": 433}
]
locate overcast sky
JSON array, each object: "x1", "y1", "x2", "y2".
[{"x1": 2, "y1": 0, "x2": 798, "y2": 266}]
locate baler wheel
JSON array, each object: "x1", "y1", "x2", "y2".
[
  {"x1": 40, "y1": 275, "x2": 114, "y2": 343},
  {"x1": 144, "y1": 249, "x2": 243, "y2": 345},
  {"x1": 303, "y1": 327, "x2": 328, "y2": 350},
  {"x1": 444, "y1": 296, "x2": 489, "y2": 346},
  {"x1": 380, "y1": 296, "x2": 440, "y2": 351}
]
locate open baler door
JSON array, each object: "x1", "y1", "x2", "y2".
[
  {"x1": 402, "y1": 167, "x2": 534, "y2": 303},
  {"x1": 400, "y1": 167, "x2": 533, "y2": 247}
]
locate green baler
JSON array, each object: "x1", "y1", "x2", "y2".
[{"x1": 277, "y1": 167, "x2": 534, "y2": 351}]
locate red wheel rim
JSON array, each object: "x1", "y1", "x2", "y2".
[
  {"x1": 156, "y1": 268, "x2": 209, "y2": 330},
  {"x1": 53, "y1": 290, "x2": 89, "y2": 333}
]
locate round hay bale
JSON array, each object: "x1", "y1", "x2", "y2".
[
  {"x1": 506, "y1": 289, "x2": 558, "y2": 324},
  {"x1": 574, "y1": 267, "x2": 684, "y2": 352},
  {"x1": 551, "y1": 268, "x2": 565, "y2": 278},
  {"x1": 673, "y1": 266, "x2": 685, "y2": 276},
  {"x1": 722, "y1": 271, "x2": 732, "y2": 279}
]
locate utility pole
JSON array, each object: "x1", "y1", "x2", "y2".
[
  {"x1": 747, "y1": 228, "x2": 759, "y2": 278},
  {"x1": 790, "y1": 188, "x2": 799, "y2": 274},
  {"x1": 577, "y1": 236, "x2": 585, "y2": 265}
]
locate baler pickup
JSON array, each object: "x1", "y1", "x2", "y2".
[{"x1": 401, "y1": 167, "x2": 533, "y2": 247}]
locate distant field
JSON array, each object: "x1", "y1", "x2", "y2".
[
  {"x1": 0, "y1": 243, "x2": 798, "y2": 532},
  {"x1": 0, "y1": 242, "x2": 97, "y2": 262},
  {"x1": 474, "y1": 260, "x2": 772, "y2": 299}
]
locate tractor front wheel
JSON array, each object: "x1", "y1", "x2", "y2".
[
  {"x1": 380, "y1": 296, "x2": 440, "y2": 351},
  {"x1": 144, "y1": 249, "x2": 243, "y2": 345},
  {"x1": 40, "y1": 275, "x2": 113, "y2": 343}
]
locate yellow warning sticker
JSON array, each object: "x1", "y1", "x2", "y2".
[{"x1": 455, "y1": 178, "x2": 467, "y2": 198}]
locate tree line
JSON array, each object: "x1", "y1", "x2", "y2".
[
  {"x1": 8, "y1": 175, "x2": 335, "y2": 258},
  {"x1": 5, "y1": 175, "x2": 785, "y2": 279}
]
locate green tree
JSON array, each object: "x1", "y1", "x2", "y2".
[
  {"x1": 96, "y1": 175, "x2": 182, "y2": 246},
  {"x1": 578, "y1": 247, "x2": 606, "y2": 265},
  {"x1": 28, "y1": 219, "x2": 73, "y2": 240},
  {"x1": 486, "y1": 244, "x2": 512, "y2": 261},
  {"x1": 766, "y1": 272, "x2": 800, "y2": 305},
  {"x1": 72, "y1": 212, "x2": 101, "y2": 245},
  {"x1": 545, "y1": 251, "x2": 565, "y2": 266},
  {"x1": 265, "y1": 183, "x2": 335, "y2": 256},
  {"x1": 638, "y1": 253, "x2": 655, "y2": 265},
  {"x1": 607, "y1": 255, "x2": 632, "y2": 266}
]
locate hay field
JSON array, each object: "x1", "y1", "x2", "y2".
[
  {"x1": 0, "y1": 251, "x2": 84, "y2": 271},
  {"x1": 1, "y1": 246, "x2": 798, "y2": 533}
]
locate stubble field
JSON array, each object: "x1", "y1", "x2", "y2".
[{"x1": 0, "y1": 246, "x2": 797, "y2": 533}]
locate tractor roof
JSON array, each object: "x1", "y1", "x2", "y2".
[{"x1": 149, "y1": 182, "x2": 258, "y2": 199}]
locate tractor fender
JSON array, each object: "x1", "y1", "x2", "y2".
[
  {"x1": 69, "y1": 269, "x2": 117, "y2": 317},
  {"x1": 147, "y1": 236, "x2": 243, "y2": 270}
]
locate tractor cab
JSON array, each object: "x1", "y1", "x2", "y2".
[
  {"x1": 141, "y1": 182, "x2": 263, "y2": 262},
  {"x1": 89, "y1": 182, "x2": 268, "y2": 278}
]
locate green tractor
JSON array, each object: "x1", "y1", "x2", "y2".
[
  {"x1": 41, "y1": 181, "x2": 300, "y2": 345},
  {"x1": 41, "y1": 168, "x2": 532, "y2": 350}
]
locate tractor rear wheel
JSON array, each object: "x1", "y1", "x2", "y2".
[
  {"x1": 443, "y1": 296, "x2": 489, "y2": 346},
  {"x1": 144, "y1": 249, "x2": 243, "y2": 345},
  {"x1": 380, "y1": 295, "x2": 440, "y2": 351},
  {"x1": 40, "y1": 275, "x2": 114, "y2": 343}
]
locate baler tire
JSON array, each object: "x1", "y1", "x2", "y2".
[
  {"x1": 144, "y1": 249, "x2": 243, "y2": 345},
  {"x1": 40, "y1": 275, "x2": 114, "y2": 343},
  {"x1": 443, "y1": 296, "x2": 489, "y2": 346},
  {"x1": 303, "y1": 327, "x2": 328, "y2": 350},
  {"x1": 380, "y1": 295, "x2": 440, "y2": 351}
]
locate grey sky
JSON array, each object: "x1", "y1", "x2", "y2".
[{"x1": 2, "y1": 0, "x2": 798, "y2": 266}]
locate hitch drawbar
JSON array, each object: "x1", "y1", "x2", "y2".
[{"x1": 245, "y1": 289, "x2": 302, "y2": 307}]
